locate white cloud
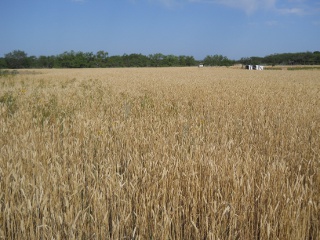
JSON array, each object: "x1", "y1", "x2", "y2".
[
  {"x1": 277, "y1": 7, "x2": 305, "y2": 15},
  {"x1": 189, "y1": 0, "x2": 276, "y2": 14},
  {"x1": 276, "y1": 0, "x2": 320, "y2": 15},
  {"x1": 151, "y1": 0, "x2": 319, "y2": 15}
]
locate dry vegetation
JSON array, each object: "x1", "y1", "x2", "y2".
[{"x1": 0, "y1": 67, "x2": 319, "y2": 239}]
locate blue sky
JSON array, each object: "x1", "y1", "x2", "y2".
[{"x1": 0, "y1": 0, "x2": 319, "y2": 60}]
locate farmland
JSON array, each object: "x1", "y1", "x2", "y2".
[{"x1": 0, "y1": 67, "x2": 319, "y2": 239}]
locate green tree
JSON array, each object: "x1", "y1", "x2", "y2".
[
  {"x1": 239, "y1": 57, "x2": 251, "y2": 66},
  {"x1": 249, "y1": 57, "x2": 263, "y2": 65},
  {"x1": 313, "y1": 51, "x2": 320, "y2": 65},
  {"x1": 0, "y1": 58, "x2": 7, "y2": 68},
  {"x1": 55, "y1": 50, "x2": 88, "y2": 68},
  {"x1": 55, "y1": 51, "x2": 74, "y2": 68},
  {"x1": 28, "y1": 56, "x2": 38, "y2": 68},
  {"x1": 148, "y1": 53, "x2": 165, "y2": 67},
  {"x1": 73, "y1": 51, "x2": 87, "y2": 68},
  {"x1": 38, "y1": 55, "x2": 55, "y2": 68},
  {"x1": 204, "y1": 54, "x2": 233, "y2": 66},
  {"x1": 163, "y1": 55, "x2": 179, "y2": 66},
  {"x1": 95, "y1": 51, "x2": 108, "y2": 67},
  {"x1": 185, "y1": 56, "x2": 196, "y2": 66},
  {"x1": 178, "y1": 55, "x2": 187, "y2": 66},
  {"x1": 106, "y1": 55, "x2": 124, "y2": 67},
  {"x1": 4, "y1": 50, "x2": 29, "y2": 69},
  {"x1": 124, "y1": 53, "x2": 149, "y2": 67}
]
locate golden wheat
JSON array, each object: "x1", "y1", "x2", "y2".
[{"x1": 0, "y1": 67, "x2": 319, "y2": 239}]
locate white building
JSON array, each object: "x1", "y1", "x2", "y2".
[{"x1": 245, "y1": 65, "x2": 264, "y2": 70}]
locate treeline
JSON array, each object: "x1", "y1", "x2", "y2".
[
  {"x1": 239, "y1": 51, "x2": 320, "y2": 66},
  {"x1": 1, "y1": 50, "x2": 319, "y2": 69},
  {"x1": 0, "y1": 50, "x2": 199, "y2": 69},
  {"x1": 0, "y1": 50, "x2": 236, "y2": 69}
]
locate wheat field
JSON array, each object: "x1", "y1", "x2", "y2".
[{"x1": 0, "y1": 67, "x2": 319, "y2": 239}]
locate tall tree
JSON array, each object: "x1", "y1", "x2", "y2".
[
  {"x1": 185, "y1": 56, "x2": 196, "y2": 66},
  {"x1": 204, "y1": 54, "x2": 234, "y2": 66},
  {"x1": 4, "y1": 50, "x2": 29, "y2": 69},
  {"x1": 163, "y1": 55, "x2": 179, "y2": 66},
  {"x1": 95, "y1": 51, "x2": 108, "y2": 67},
  {"x1": 148, "y1": 53, "x2": 165, "y2": 67}
]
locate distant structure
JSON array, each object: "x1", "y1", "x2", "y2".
[
  {"x1": 198, "y1": 64, "x2": 204, "y2": 68},
  {"x1": 245, "y1": 65, "x2": 264, "y2": 70}
]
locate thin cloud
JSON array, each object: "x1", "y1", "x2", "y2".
[
  {"x1": 153, "y1": 0, "x2": 318, "y2": 15},
  {"x1": 277, "y1": 7, "x2": 306, "y2": 15},
  {"x1": 189, "y1": 0, "x2": 276, "y2": 14},
  {"x1": 275, "y1": 0, "x2": 320, "y2": 15}
]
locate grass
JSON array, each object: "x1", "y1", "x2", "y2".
[
  {"x1": 0, "y1": 68, "x2": 319, "y2": 239},
  {"x1": 264, "y1": 65, "x2": 320, "y2": 71},
  {"x1": 287, "y1": 66, "x2": 320, "y2": 70},
  {"x1": 0, "y1": 69, "x2": 19, "y2": 76},
  {"x1": 264, "y1": 67, "x2": 283, "y2": 70}
]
